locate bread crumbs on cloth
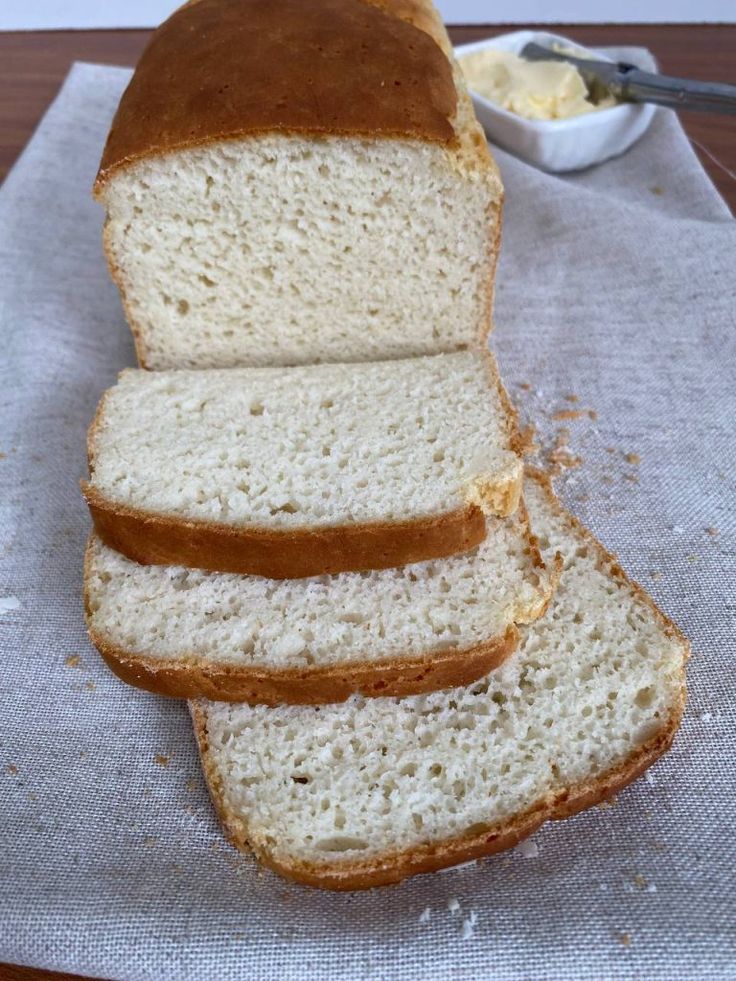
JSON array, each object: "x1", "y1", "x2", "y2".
[
  {"x1": 154, "y1": 754, "x2": 171, "y2": 767},
  {"x1": 549, "y1": 448, "x2": 582, "y2": 471},
  {"x1": 461, "y1": 912, "x2": 478, "y2": 939},
  {"x1": 447, "y1": 897, "x2": 460, "y2": 913},
  {"x1": 551, "y1": 409, "x2": 597, "y2": 421},
  {"x1": 65, "y1": 655, "x2": 81, "y2": 667},
  {"x1": 515, "y1": 839, "x2": 538, "y2": 858},
  {"x1": 546, "y1": 427, "x2": 582, "y2": 472}
]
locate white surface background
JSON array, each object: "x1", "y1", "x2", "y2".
[{"x1": 2, "y1": 0, "x2": 734, "y2": 30}]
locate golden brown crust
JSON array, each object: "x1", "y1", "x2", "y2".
[
  {"x1": 82, "y1": 482, "x2": 491, "y2": 579},
  {"x1": 492, "y1": 346, "x2": 523, "y2": 458},
  {"x1": 189, "y1": 470, "x2": 689, "y2": 890},
  {"x1": 94, "y1": 0, "x2": 457, "y2": 191},
  {"x1": 90, "y1": 617, "x2": 519, "y2": 707},
  {"x1": 364, "y1": 0, "x2": 447, "y2": 52}
]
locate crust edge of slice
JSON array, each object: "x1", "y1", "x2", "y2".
[
  {"x1": 92, "y1": 621, "x2": 521, "y2": 707},
  {"x1": 83, "y1": 481, "x2": 500, "y2": 580}
]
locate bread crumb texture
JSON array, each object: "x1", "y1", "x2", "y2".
[
  {"x1": 101, "y1": 135, "x2": 499, "y2": 368},
  {"x1": 88, "y1": 352, "x2": 519, "y2": 529}
]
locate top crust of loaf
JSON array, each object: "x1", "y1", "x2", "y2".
[{"x1": 94, "y1": 0, "x2": 459, "y2": 190}]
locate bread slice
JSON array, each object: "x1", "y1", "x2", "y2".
[
  {"x1": 82, "y1": 351, "x2": 524, "y2": 579},
  {"x1": 191, "y1": 473, "x2": 688, "y2": 889},
  {"x1": 84, "y1": 500, "x2": 554, "y2": 705},
  {"x1": 93, "y1": 0, "x2": 502, "y2": 369}
]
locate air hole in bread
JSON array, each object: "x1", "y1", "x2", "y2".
[
  {"x1": 635, "y1": 686, "x2": 655, "y2": 709},
  {"x1": 270, "y1": 502, "x2": 299, "y2": 515},
  {"x1": 316, "y1": 836, "x2": 369, "y2": 852}
]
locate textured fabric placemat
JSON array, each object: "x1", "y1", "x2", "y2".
[{"x1": 0, "y1": 59, "x2": 734, "y2": 981}]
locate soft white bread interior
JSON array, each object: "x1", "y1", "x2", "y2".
[
  {"x1": 99, "y1": 136, "x2": 500, "y2": 370},
  {"x1": 84, "y1": 501, "x2": 553, "y2": 705},
  {"x1": 191, "y1": 473, "x2": 688, "y2": 889},
  {"x1": 86, "y1": 351, "x2": 520, "y2": 528}
]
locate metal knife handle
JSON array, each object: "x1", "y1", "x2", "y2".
[{"x1": 613, "y1": 64, "x2": 736, "y2": 115}]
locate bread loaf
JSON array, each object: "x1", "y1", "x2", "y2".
[
  {"x1": 191, "y1": 473, "x2": 688, "y2": 888},
  {"x1": 93, "y1": 0, "x2": 502, "y2": 369}
]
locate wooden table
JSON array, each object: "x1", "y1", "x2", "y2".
[{"x1": 0, "y1": 21, "x2": 734, "y2": 981}]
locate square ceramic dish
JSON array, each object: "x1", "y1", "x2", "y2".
[{"x1": 455, "y1": 30, "x2": 657, "y2": 173}]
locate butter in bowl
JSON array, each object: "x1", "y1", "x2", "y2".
[{"x1": 455, "y1": 30, "x2": 657, "y2": 172}]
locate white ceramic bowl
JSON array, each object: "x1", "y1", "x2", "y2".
[{"x1": 454, "y1": 30, "x2": 656, "y2": 173}]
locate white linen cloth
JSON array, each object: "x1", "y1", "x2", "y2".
[{"x1": 0, "y1": 60, "x2": 734, "y2": 980}]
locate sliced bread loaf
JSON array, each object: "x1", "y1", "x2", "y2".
[
  {"x1": 191, "y1": 473, "x2": 688, "y2": 889},
  {"x1": 93, "y1": 0, "x2": 502, "y2": 369},
  {"x1": 84, "y1": 502, "x2": 554, "y2": 705},
  {"x1": 82, "y1": 351, "x2": 523, "y2": 579}
]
